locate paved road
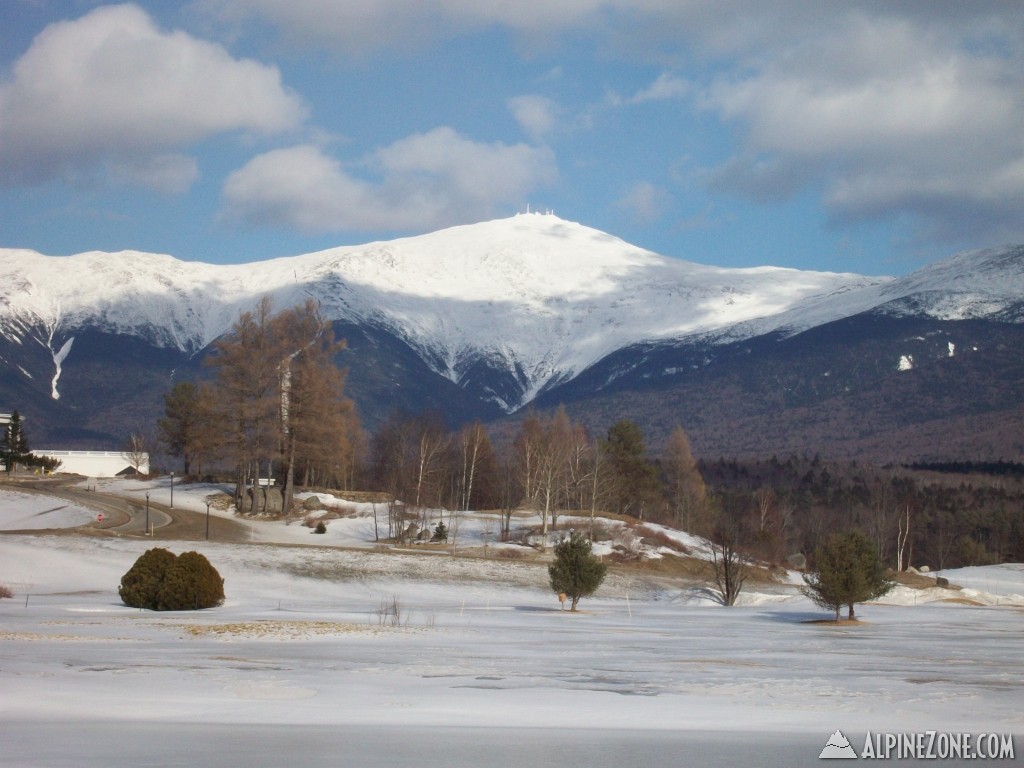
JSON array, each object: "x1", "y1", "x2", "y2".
[
  {"x1": 1, "y1": 477, "x2": 249, "y2": 542},
  {"x1": 54, "y1": 483, "x2": 171, "y2": 533}
]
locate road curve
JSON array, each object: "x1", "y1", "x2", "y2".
[{"x1": 1, "y1": 478, "x2": 249, "y2": 542}]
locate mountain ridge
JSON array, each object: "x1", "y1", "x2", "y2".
[{"x1": 1, "y1": 214, "x2": 1022, "y2": 459}]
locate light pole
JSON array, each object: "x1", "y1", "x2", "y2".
[
  {"x1": 169, "y1": 471, "x2": 174, "y2": 509},
  {"x1": 205, "y1": 501, "x2": 210, "y2": 541},
  {"x1": 145, "y1": 492, "x2": 150, "y2": 535}
]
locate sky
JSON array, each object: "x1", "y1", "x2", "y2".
[{"x1": 1, "y1": 2, "x2": 1023, "y2": 276}]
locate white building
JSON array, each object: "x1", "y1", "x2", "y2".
[{"x1": 34, "y1": 450, "x2": 150, "y2": 478}]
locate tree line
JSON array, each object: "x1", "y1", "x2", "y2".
[
  {"x1": 156, "y1": 297, "x2": 1020, "y2": 571},
  {"x1": 366, "y1": 406, "x2": 711, "y2": 545},
  {"x1": 701, "y1": 455, "x2": 1024, "y2": 572},
  {"x1": 158, "y1": 298, "x2": 710, "y2": 544}
]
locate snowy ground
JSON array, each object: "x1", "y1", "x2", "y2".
[{"x1": 1, "y1": 480, "x2": 1022, "y2": 767}]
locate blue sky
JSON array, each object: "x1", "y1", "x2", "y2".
[{"x1": 1, "y1": 2, "x2": 1022, "y2": 275}]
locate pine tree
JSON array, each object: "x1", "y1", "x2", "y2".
[
  {"x1": 2, "y1": 410, "x2": 30, "y2": 472},
  {"x1": 548, "y1": 531, "x2": 607, "y2": 611},
  {"x1": 803, "y1": 530, "x2": 895, "y2": 620},
  {"x1": 431, "y1": 520, "x2": 449, "y2": 542},
  {"x1": 602, "y1": 419, "x2": 659, "y2": 518}
]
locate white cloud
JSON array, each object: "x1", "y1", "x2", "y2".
[
  {"x1": 507, "y1": 95, "x2": 560, "y2": 142},
  {"x1": 628, "y1": 73, "x2": 690, "y2": 104},
  {"x1": 696, "y1": 9, "x2": 1024, "y2": 245},
  {"x1": 0, "y1": 4, "x2": 306, "y2": 189},
  {"x1": 221, "y1": 130, "x2": 557, "y2": 233}
]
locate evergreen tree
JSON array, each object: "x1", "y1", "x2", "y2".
[
  {"x1": 602, "y1": 419, "x2": 659, "y2": 518},
  {"x1": 803, "y1": 530, "x2": 894, "y2": 620},
  {"x1": 431, "y1": 520, "x2": 448, "y2": 542},
  {"x1": 548, "y1": 531, "x2": 607, "y2": 611},
  {"x1": 2, "y1": 410, "x2": 31, "y2": 472},
  {"x1": 158, "y1": 381, "x2": 219, "y2": 476}
]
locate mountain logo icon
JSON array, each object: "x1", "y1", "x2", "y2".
[{"x1": 819, "y1": 729, "x2": 858, "y2": 759}]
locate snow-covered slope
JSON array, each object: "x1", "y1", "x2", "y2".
[{"x1": 1, "y1": 214, "x2": 1021, "y2": 411}]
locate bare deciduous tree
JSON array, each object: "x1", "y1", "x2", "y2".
[
  {"x1": 122, "y1": 431, "x2": 150, "y2": 476},
  {"x1": 664, "y1": 424, "x2": 708, "y2": 533}
]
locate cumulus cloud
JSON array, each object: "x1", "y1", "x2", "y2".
[
  {"x1": 0, "y1": 4, "x2": 305, "y2": 190},
  {"x1": 698, "y1": 11, "x2": 1024, "y2": 243},
  {"x1": 221, "y1": 129, "x2": 557, "y2": 233},
  {"x1": 206, "y1": 1, "x2": 1024, "y2": 245}
]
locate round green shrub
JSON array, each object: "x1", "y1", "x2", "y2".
[
  {"x1": 155, "y1": 551, "x2": 225, "y2": 611},
  {"x1": 119, "y1": 548, "x2": 224, "y2": 611},
  {"x1": 119, "y1": 547, "x2": 177, "y2": 610}
]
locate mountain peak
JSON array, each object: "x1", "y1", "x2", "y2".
[{"x1": 2, "y1": 221, "x2": 1021, "y2": 414}]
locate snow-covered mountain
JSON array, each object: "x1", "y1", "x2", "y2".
[{"x1": 1, "y1": 214, "x2": 1022, "y2": 456}]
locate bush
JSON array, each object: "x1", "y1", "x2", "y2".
[
  {"x1": 119, "y1": 548, "x2": 177, "y2": 610},
  {"x1": 0, "y1": 583, "x2": 14, "y2": 599},
  {"x1": 314, "y1": 520, "x2": 327, "y2": 534},
  {"x1": 155, "y1": 551, "x2": 224, "y2": 611},
  {"x1": 119, "y1": 548, "x2": 224, "y2": 611}
]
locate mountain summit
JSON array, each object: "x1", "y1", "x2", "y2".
[{"x1": 1, "y1": 214, "x2": 1022, "y2": 458}]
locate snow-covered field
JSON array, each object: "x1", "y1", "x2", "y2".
[{"x1": 1, "y1": 481, "x2": 1022, "y2": 767}]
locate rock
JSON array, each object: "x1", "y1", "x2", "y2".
[{"x1": 786, "y1": 553, "x2": 807, "y2": 570}]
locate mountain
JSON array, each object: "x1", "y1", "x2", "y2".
[{"x1": 1, "y1": 215, "x2": 1022, "y2": 462}]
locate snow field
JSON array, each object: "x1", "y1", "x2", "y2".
[{"x1": 1, "y1": 482, "x2": 1022, "y2": 767}]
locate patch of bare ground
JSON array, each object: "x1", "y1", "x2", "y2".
[
  {"x1": 894, "y1": 570, "x2": 959, "y2": 590},
  {"x1": 176, "y1": 620, "x2": 400, "y2": 639},
  {"x1": 939, "y1": 596, "x2": 985, "y2": 606},
  {"x1": 617, "y1": 553, "x2": 715, "y2": 580}
]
